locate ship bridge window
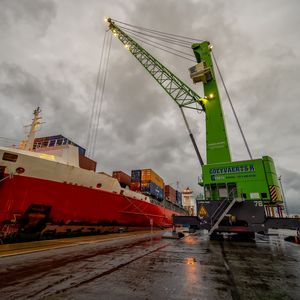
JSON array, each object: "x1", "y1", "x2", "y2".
[{"x1": 2, "y1": 152, "x2": 18, "y2": 162}]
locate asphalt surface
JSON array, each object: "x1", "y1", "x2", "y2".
[{"x1": 0, "y1": 230, "x2": 299, "y2": 300}]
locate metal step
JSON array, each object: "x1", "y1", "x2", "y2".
[{"x1": 208, "y1": 198, "x2": 237, "y2": 236}]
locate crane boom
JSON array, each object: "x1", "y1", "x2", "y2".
[
  {"x1": 106, "y1": 18, "x2": 205, "y2": 111},
  {"x1": 106, "y1": 18, "x2": 231, "y2": 166}
]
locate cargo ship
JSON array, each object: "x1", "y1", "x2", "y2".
[{"x1": 0, "y1": 108, "x2": 186, "y2": 242}]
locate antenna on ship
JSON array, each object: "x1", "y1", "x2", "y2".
[{"x1": 19, "y1": 107, "x2": 42, "y2": 151}]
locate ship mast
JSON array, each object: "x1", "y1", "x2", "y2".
[{"x1": 21, "y1": 107, "x2": 42, "y2": 151}]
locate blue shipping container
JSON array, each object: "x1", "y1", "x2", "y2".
[
  {"x1": 141, "y1": 182, "x2": 164, "y2": 201},
  {"x1": 131, "y1": 170, "x2": 141, "y2": 182},
  {"x1": 176, "y1": 191, "x2": 182, "y2": 205}
]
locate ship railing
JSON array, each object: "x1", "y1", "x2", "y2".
[
  {"x1": 0, "y1": 137, "x2": 21, "y2": 148},
  {"x1": 0, "y1": 137, "x2": 72, "y2": 150},
  {"x1": 33, "y1": 137, "x2": 73, "y2": 150}
]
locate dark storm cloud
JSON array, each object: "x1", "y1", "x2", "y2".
[
  {"x1": 0, "y1": 63, "x2": 85, "y2": 145},
  {"x1": 0, "y1": 0, "x2": 299, "y2": 212}
]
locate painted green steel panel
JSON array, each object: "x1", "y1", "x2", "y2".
[
  {"x1": 192, "y1": 42, "x2": 231, "y2": 164},
  {"x1": 202, "y1": 157, "x2": 282, "y2": 201},
  {"x1": 262, "y1": 156, "x2": 279, "y2": 186}
]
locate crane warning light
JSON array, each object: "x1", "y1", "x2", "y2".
[
  {"x1": 124, "y1": 44, "x2": 129, "y2": 49},
  {"x1": 208, "y1": 93, "x2": 214, "y2": 99},
  {"x1": 202, "y1": 98, "x2": 208, "y2": 105}
]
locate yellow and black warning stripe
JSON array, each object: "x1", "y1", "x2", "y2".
[{"x1": 269, "y1": 185, "x2": 282, "y2": 202}]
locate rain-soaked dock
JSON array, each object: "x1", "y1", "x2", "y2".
[{"x1": 0, "y1": 230, "x2": 299, "y2": 300}]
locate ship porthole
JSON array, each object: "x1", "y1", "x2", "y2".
[
  {"x1": 16, "y1": 167, "x2": 25, "y2": 174},
  {"x1": 96, "y1": 183, "x2": 102, "y2": 188}
]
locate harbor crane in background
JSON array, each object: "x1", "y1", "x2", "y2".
[{"x1": 106, "y1": 18, "x2": 300, "y2": 238}]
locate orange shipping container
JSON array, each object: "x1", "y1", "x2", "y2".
[
  {"x1": 165, "y1": 185, "x2": 176, "y2": 203},
  {"x1": 141, "y1": 169, "x2": 164, "y2": 189},
  {"x1": 112, "y1": 171, "x2": 131, "y2": 187},
  {"x1": 79, "y1": 154, "x2": 97, "y2": 171},
  {"x1": 130, "y1": 182, "x2": 141, "y2": 191}
]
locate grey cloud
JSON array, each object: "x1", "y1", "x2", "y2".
[
  {"x1": 277, "y1": 167, "x2": 300, "y2": 214},
  {"x1": 0, "y1": 0, "x2": 56, "y2": 37},
  {"x1": 0, "y1": 0, "x2": 299, "y2": 212}
]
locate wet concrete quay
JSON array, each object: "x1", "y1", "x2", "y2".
[{"x1": 0, "y1": 230, "x2": 299, "y2": 300}]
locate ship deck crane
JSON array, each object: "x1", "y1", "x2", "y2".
[{"x1": 106, "y1": 18, "x2": 300, "y2": 238}]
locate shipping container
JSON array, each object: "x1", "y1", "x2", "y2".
[
  {"x1": 141, "y1": 182, "x2": 164, "y2": 201},
  {"x1": 130, "y1": 181, "x2": 141, "y2": 191},
  {"x1": 77, "y1": 146, "x2": 86, "y2": 157},
  {"x1": 141, "y1": 169, "x2": 164, "y2": 189},
  {"x1": 112, "y1": 171, "x2": 131, "y2": 188},
  {"x1": 176, "y1": 191, "x2": 182, "y2": 206},
  {"x1": 79, "y1": 154, "x2": 97, "y2": 171},
  {"x1": 131, "y1": 170, "x2": 141, "y2": 182},
  {"x1": 165, "y1": 185, "x2": 176, "y2": 203}
]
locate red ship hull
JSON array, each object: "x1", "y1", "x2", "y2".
[{"x1": 0, "y1": 174, "x2": 179, "y2": 231}]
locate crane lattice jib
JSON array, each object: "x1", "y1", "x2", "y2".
[{"x1": 107, "y1": 19, "x2": 205, "y2": 111}]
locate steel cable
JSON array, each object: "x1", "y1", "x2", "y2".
[
  {"x1": 86, "y1": 31, "x2": 108, "y2": 155},
  {"x1": 91, "y1": 33, "x2": 112, "y2": 157},
  {"x1": 122, "y1": 29, "x2": 195, "y2": 57},
  {"x1": 118, "y1": 25, "x2": 192, "y2": 48},
  {"x1": 212, "y1": 51, "x2": 253, "y2": 159},
  {"x1": 126, "y1": 32, "x2": 196, "y2": 62},
  {"x1": 112, "y1": 19, "x2": 203, "y2": 43}
]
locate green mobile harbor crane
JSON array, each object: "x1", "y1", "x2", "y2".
[{"x1": 106, "y1": 18, "x2": 299, "y2": 239}]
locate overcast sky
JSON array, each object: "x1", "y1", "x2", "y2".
[{"x1": 0, "y1": 0, "x2": 299, "y2": 213}]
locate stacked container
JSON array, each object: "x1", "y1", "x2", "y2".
[
  {"x1": 131, "y1": 170, "x2": 141, "y2": 182},
  {"x1": 130, "y1": 170, "x2": 141, "y2": 191},
  {"x1": 140, "y1": 169, "x2": 164, "y2": 201},
  {"x1": 130, "y1": 182, "x2": 141, "y2": 191},
  {"x1": 176, "y1": 191, "x2": 182, "y2": 206},
  {"x1": 165, "y1": 185, "x2": 176, "y2": 203},
  {"x1": 141, "y1": 169, "x2": 164, "y2": 189},
  {"x1": 141, "y1": 182, "x2": 164, "y2": 200},
  {"x1": 130, "y1": 169, "x2": 164, "y2": 201},
  {"x1": 112, "y1": 171, "x2": 131, "y2": 188}
]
